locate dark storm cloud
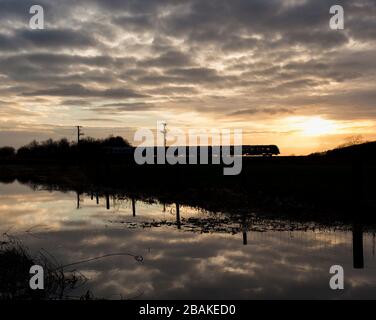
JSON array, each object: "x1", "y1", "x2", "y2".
[
  {"x1": 1, "y1": 0, "x2": 376, "y2": 129},
  {"x1": 17, "y1": 29, "x2": 96, "y2": 48},
  {"x1": 92, "y1": 0, "x2": 176, "y2": 13},
  {"x1": 93, "y1": 102, "x2": 155, "y2": 113},
  {"x1": 135, "y1": 67, "x2": 225, "y2": 86},
  {"x1": 157, "y1": 0, "x2": 351, "y2": 50},
  {"x1": 113, "y1": 14, "x2": 155, "y2": 32},
  {"x1": 23, "y1": 84, "x2": 147, "y2": 99},
  {"x1": 0, "y1": 29, "x2": 96, "y2": 52},
  {"x1": 0, "y1": 34, "x2": 19, "y2": 52},
  {"x1": 229, "y1": 107, "x2": 294, "y2": 117},
  {"x1": 144, "y1": 86, "x2": 198, "y2": 95},
  {"x1": 138, "y1": 50, "x2": 192, "y2": 68},
  {"x1": 61, "y1": 99, "x2": 92, "y2": 107},
  {"x1": 0, "y1": 0, "x2": 50, "y2": 20},
  {"x1": 0, "y1": 53, "x2": 135, "y2": 86},
  {"x1": 79, "y1": 118, "x2": 122, "y2": 123}
]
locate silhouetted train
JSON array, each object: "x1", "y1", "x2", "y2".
[
  {"x1": 105, "y1": 145, "x2": 280, "y2": 157},
  {"x1": 242, "y1": 145, "x2": 280, "y2": 157}
]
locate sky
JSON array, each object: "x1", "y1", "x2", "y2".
[{"x1": 0, "y1": 0, "x2": 376, "y2": 155}]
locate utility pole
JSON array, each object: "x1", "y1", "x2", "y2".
[
  {"x1": 76, "y1": 126, "x2": 84, "y2": 144},
  {"x1": 160, "y1": 122, "x2": 167, "y2": 149}
]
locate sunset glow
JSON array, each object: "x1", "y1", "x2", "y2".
[
  {"x1": 1, "y1": 1, "x2": 376, "y2": 303},
  {"x1": 292, "y1": 117, "x2": 339, "y2": 137},
  {"x1": 0, "y1": 0, "x2": 375, "y2": 155}
]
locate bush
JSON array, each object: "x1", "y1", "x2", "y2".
[
  {"x1": 0, "y1": 147, "x2": 15, "y2": 158},
  {"x1": 15, "y1": 136, "x2": 132, "y2": 161}
]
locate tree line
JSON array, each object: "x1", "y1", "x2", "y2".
[{"x1": 0, "y1": 136, "x2": 131, "y2": 161}]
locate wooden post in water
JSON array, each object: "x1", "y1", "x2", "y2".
[
  {"x1": 353, "y1": 223, "x2": 364, "y2": 269},
  {"x1": 176, "y1": 203, "x2": 181, "y2": 229}
]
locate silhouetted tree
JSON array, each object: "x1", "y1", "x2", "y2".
[
  {"x1": 337, "y1": 135, "x2": 365, "y2": 149},
  {"x1": 102, "y1": 135, "x2": 131, "y2": 147},
  {"x1": 15, "y1": 136, "x2": 132, "y2": 162},
  {"x1": 0, "y1": 147, "x2": 15, "y2": 158}
]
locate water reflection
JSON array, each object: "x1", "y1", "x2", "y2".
[
  {"x1": 353, "y1": 224, "x2": 364, "y2": 269},
  {"x1": 1, "y1": 181, "x2": 376, "y2": 299}
]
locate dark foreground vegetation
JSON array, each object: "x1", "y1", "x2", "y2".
[
  {"x1": 0, "y1": 236, "x2": 88, "y2": 300},
  {"x1": 1, "y1": 137, "x2": 376, "y2": 223},
  {"x1": 0, "y1": 235, "x2": 144, "y2": 300}
]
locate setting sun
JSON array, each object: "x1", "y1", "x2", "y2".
[{"x1": 286, "y1": 116, "x2": 339, "y2": 137}]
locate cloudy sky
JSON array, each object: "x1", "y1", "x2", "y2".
[{"x1": 1, "y1": 0, "x2": 376, "y2": 154}]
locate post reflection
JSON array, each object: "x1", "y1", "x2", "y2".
[
  {"x1": 83, "y1": 190, "x2": 368, "y2": 270},
  {"x1": 106, "y1": 193, "x2": 110, "y2": 210},
  {"x1": 242, "y1": 216, "x2": 248, "y2": 245},
  {"x1": 132, "y1": 197, "x2": 136, "y2": 217},
  {"x1": 352, "y1": 223, "x2": 364, "y2": 269},
  {"x1": 76, "y1": 191, "x2": 81, "y2": 209}
]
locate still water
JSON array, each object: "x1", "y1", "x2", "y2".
[{"x1": 1, "y1": 181, "x2": 376, "y2": 299}]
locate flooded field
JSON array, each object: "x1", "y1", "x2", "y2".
[{"x1": 1, "y1": 181, "x2": 376, "y2": 299}]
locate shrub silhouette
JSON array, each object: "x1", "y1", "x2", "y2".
[
  {"x1": 0, "y1": 147, "x2": 15, "y2": 158},
  {"x1": 15, "y1": 136, "x2": 131, "y2": 162}
]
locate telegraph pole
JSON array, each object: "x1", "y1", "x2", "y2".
[
  {"x1": 76, "y1": 126, "x2": 84, "y2": 144},
  {"x1": 157, "y1": 122, "x2": 167, "y2": 164},
  {"x1": 160, "y1": 122, "x2": 167, "y2": 149}
]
